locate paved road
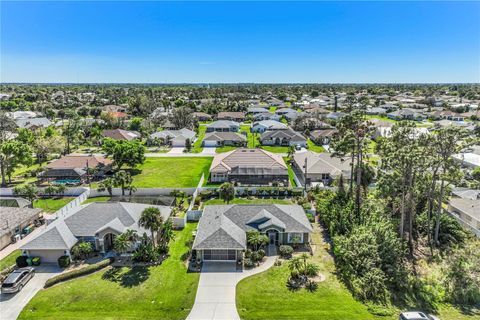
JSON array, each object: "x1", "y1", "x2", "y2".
[
  {"x1": 187, "y1": 255, "x2": 276, "y2": 320},
  {"x1": 0, "y1": 265, "x2": 61, "y2": 320},
  {"x1": 200, "y1": 147, "x2": 216, "y2": 155}
]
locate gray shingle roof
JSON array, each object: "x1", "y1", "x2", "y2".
[
  {"x1": 0, "y1": 207, "x2": 42, "y2": 238},
  {"x1": 21, "y1": 220, "x2": 78, "y2": 250},
  {"x1": 193, "y1": 205, "x2": 312, "y2": 250}
]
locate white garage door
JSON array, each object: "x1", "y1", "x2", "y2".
[
  {"x1": 171, "y1": 140, "x2": 186, "y2": 147},
  {"x1": 203, "y1": 140, "x2": 217, "y2": 147},
  {"x1": 203, "y1": 249, "x2": 236, "y2": 261},
  {"x1": 28, "y1": 250, "x2": 65, "y2": 263}
]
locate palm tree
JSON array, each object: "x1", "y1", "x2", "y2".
[
  {"x1": 138, "y1": 207, "x2": 163, "y2": 248},
  {"x1": 113, "y1": 233, "x2": 130, "y2": 254},
  {"x1": 247, "y1": 231, "x2": 268, "y2": 251},
  {"x1": 159, "y1": 218, "x2": 175, "y2": 245},
  {"x1": 219, "y1": 182, "x2": 235, "y2": 204},
  {"x1": 97, "y1": 177, "x2": 114, "y2": 196}
]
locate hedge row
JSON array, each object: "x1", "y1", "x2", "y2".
[{"x1": 44, "y1": 257, "x2": 114, "y2": 288}]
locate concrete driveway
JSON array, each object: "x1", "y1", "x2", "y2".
[
  {"x1": 0, "y1": 265, "x2": 61, "y2": 320},
  {"x1": 200, "y1": 147, "x2": 216, "y2": 155},
  {"x1": 187, "y1": 256, "x2": 276, "y2": 320},
  {"x1": 168, "y1": 147, "x2": 185, "y2": 154}
]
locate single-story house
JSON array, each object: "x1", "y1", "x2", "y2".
[
  {"x1": 203, "y1": 132, "x2": 247, "y2": 147},
  {"x1": 150, "y1": 128, "x2": 196, "y2": 147},
  {"x1": 292, "y1": 151, "x2": 352, "y2": 186},
  {"x1": 275, "y1": 108, "x2": 300, "y2": 121},
  {"x1": 251, "y1": 120, "x2": 288, "y2": 133},
  {"x1": 429, "y1": 110, "x2": 465, "y2": 122},
  {"x1": 21, "y1": 202, "x2": 171, "y2": 263},
  {"x1": 209, "y1": 148, "x2": 289, "y2": 185},
  {"x1": 103, "y1": 105, "x2": 127, "y2": 113},
  {"x1": 309, "y1": 129, "x2": 338, "y2": 145},
  {"x1": 39, "y1": 155, "x2": 113, "y2": 184},
  {"x1": 267, "y1": 98, "x2": 284, "y2": 107},
  {"x1": 387, "y1": 109, "x2": 425, "y2": 121},
  {"x1": 448, "y1": 198, "x2": 479, "y2": 234},
  {"x1": 367, "y1": 118, "x2": 395, "y2": 139},
  {"x1": 15, "y1": 117, "x2": 52, "y2": 130},
  {"x1": 192, "y1": 204, "x2": 312, "y2": 261},
  {"x1": 217, "y1": 112, "x2": 245, "y2": 122},
  {"x1": 206, "y1": 120, "x2": 240, "y2": 133},
  {"x1": 193, "y1": 112, "x2": 213, "y2": 122},
  {"x1": 6, "y1": 111, "x2": 37, "y2": 120},
  {"x1": 366, "y1": 107, "x2": 387, "y2": 115},
  {"x1": 1, "y1": 207, "x2": 43, "y2": 250},
  {"x1": 260, "y1": 128, "x2": 307, "y2": 147},
  {"x1": 253, "y1": 112, "x2": 281, "y2": 122},
  {"x1": 247, "y1": 107, "x2": 268, "y2": 114},
  {"x1": 326, "y1": 112, "x2": 346, "y2": 121},
  {"x1": 102, "y1": 129, "x2": 140, "y2": 141}
]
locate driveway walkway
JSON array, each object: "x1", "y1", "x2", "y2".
[
  {"x1": 187, "y1": 255, "x2": 276, "y2": 320},
  {"x1": 168, "y1": 147, "x2": 185, "y2": 154},
  {"x1": 200, "y1": 147, "x2": 216, "y2": 155},
  {"x1": 0, "y1": 265, "x2": 61, "y2": 320}
]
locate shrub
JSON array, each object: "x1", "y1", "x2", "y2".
[
  {"x1": 257, "y1": 249, "x2": 265, "y2": 259},
  {"x1": 250, "y1": 251, "x2": 263, "y2": 262},
  {"x1": 279, "y1": 245, "x2": 293, "y2": 258},
  {"x1": 16, "y1": 255, "x2": 28, "y2": 268},
  {"x1": 305, "y1": 263, "x2": 320, "y2": 277},
  {"x1": 305, "y1": 280, "x2": 318, "y2": 292},
  {"x1": 45, "y1": 258, "x2": 113, "y2": 288},
  {"x1": 58, "y1": 255, "x2": 71, "y2": 268},
  {"x1": 306, "y1": 212, "x2": 315, "y2": 222},
  {"x1": 243, "y1": 258, "x2": 255, "y2": 268},
  {"x1": 274, "y1": 258, "x2": 282, "y2": 266},
  {"x1": 244, "y1": 249, "x2": 252, "y2": 258},
  {"x1": 32, "y1": 257, "x2": 41, "y2": 266},
  {"x1": 71, "y1": 242, "x2": 93, "y2": 261}
]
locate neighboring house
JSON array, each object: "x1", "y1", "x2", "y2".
[
  {"x1": 378, "y1": 103, "x2": 398, "y2": 111},
  {"x1": 202, "y1": 132, "x2": 247, "y2": 147},
  {"x1": 448, "y1": 197, "x2": 479, "y2": 236},
  {"x1": 247, "y1": 107, "x2": 268, "y2": 114},
  {"x1": 267, "y1": 98, "x2": 284, "y2": 107},
  {"x1": 0, "y1": 207, "x2": 43, "y2": 250},
  {"x1": 217, "y1": 112, "x2": 245, "y2": 122},
  {"x1": 193, "y1": 112, "x2": 212, "y2": 122},
  {"x1": 366, "y1": 107, "x2": 387, "y2": 115},
  {"x1": 304, "y1": 106, "x2": 330, "y2": 116},
  {"x1": 0, "y1": 197, "x2": 31, "y2": 208},
  {"x1": 15, "y1": 117, "x2": 52, "y2": 129},
  {"x1": 253, "y1": 112, "x2": 281, "y2": 121},
  {"x1": 430, "y1": 110, "x2": 465, "y2": 121},
  {"x1": 150, "y1": 128, "x2": 196, "y2": 147},
  {"x1": 102, "y1": 129, "x2": 140, "y2": 141},
  {"x1": 326, "y1": 112, "x2": 346, "y2": 121},
  {"x1": 292, "y1": 151, "x2": 351, "y2": 186},
  {"x1": 192, "y1": 204, "x2": 312, "y2": 261},
  {"x1": 453, "y1": 152, "x2": 480, "y2": 169},
  {"x1": 251, "y1": 120, "x2": 288, "y2": 133},
  {"x1": 368, "y1": 118, "x2": 395, "y2": 139},
  {"x1": 209, "y1": 148, "x2": 289, "y2": 185},
  {"x1": 21, "y1": 202, "x2": 171, "y2": 263},
  {"x1": 103, "y1": 105, "x2": 127, "y2": 113},
  {"x1": 260, "y1": 128, "x2": 307, "y2": 147},
  {"x1": 39, "y1": 155, "x2": 113, "y2": 184},
  {"x1": 206, "y1": 120, "x2": 240, "y2": 133},
  {"x1": 6, "y1": 111, "x2": 37, "y2": 120},
  {"x1": 309, "y1": 129, "x2": 337, "y2": 145},
  {"x1": 275, "y1": 108, "x2": 299, "y2": 121},
  {"x1": 387, "y1": 109, "x2": 425, "y2": 121}
]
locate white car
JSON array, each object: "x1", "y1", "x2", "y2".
[{"x1": 399, "y1": 311, "x2": 440, "y2": 320}]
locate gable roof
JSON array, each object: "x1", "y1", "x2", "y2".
[
  {"x1": 21, "y1": 220, "x2": 78, "y2": 250},
  {"x1": 150, "y1": 128, "x2": 196, "y2": 141},
  {"x1": 102, "y1": 129, "x2": 140, "y2": 141},
  {"x1": 260, "y1": 128, "x2": 306, "y2": 141},
  {"x1": 207, "y1": 120, "x2": 239, "y2": 129},
  {"x1": 293, "y1": 151, "x2": 351, "y2": 178},
  {"x1": 253, "y1": 120, "x2": 287, "y2": 130},
  {"x1": 204, "y1": 131, "x2": 246, "y2": 142},
  {"x1": 46, "y1": 155, "x2": 112, "y2": 169},
  {"x1": 210, "y1": 148, "x2": 287, "y2": 174},
  {"x1": 193, "y1": 205, "x2": 312, "y2": 250}
]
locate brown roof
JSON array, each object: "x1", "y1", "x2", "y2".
[
  {"x1": 102, "y1": 129, "x2": 140, "y2": 141},
  {"x1": 193, "y1": 112, "x2": 212, "y2": 119},
  {"x1": 310, "y1": 129, "x2": 337, "y2": 139},
  {"x1": 47, "y1": 155, "x2": 112, "y2": 169},
  {"x1": 217, "y1": 112, "x2": 245, "y2": 120},
  {"x1": 210, "y1": 148, "x2": 287, "y2": 174}
]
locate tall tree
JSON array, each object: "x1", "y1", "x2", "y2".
[
  {"x1": 138, "y1": 207, "x2": 163, "y2": 248},
  {"x1": 0, "y1": 140, "x2": 32, "y2": 187}
]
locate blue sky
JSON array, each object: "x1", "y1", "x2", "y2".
[{"x1": 1, "y1": 1, "x2": 479, "y2": 83}]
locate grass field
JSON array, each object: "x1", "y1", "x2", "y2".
[
  {"x1": 283, "y1": 157, "x2": 297, "y2": 187},
  {"x1": 82, "y1": 196, "x2": 112, "y2": 204},
  {"x1": 33, "y1": 197, "x2": 74, "y2": 213},
  {"x1": 131, "y1": 157, "x2": 212, "y2": 188},
  {"x1": 0, "y1": 250, "x2": 21, "y2": 271},
  {"x1": 307, "y1": 139, "x2": 325, "y2": 153},
  {"x1": 19, "y1": 222, "x2": 200, "y2": 320},
  {"x1": 191, "y1": 125, "x2": 207, "y2": 153},
  {"x1": 260, "y1": 146, "x2": 289, "y2": 153},
  {"x1": 204, "y1": 198, "x2": 294, "y2": 205}
]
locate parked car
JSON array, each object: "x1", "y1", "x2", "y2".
[
  {"x1": 1, "y1": 267, "x2": 35, "y2": 294},
  {"x1": 399, "y1": 312, "x2": 440, "y2": 320}
]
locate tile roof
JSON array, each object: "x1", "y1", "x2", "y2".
[
  {"x1": 102, "y1": 129, "x2": 140, "y2": 141},
  {"x1": 46, "y1": 155, "x2": 112, "y2": 169},
  {"x1": 210, "y1": 148, "x2": 287, "y2": 175}
]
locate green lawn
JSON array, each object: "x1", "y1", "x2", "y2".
[
  {"x1": 0, "y1": 250, "x2": 21, "y2": 271},
  {"x1": 82, "y1": 196, "x2": 112, "y2": 204},
  {"x1": 283, "y1": 157, "x2": 297, "y2": 187},
  {"x1": 204, "y1": 198, "x2": 294, "y2": 205},
  {"x1": 240, "y1": 124, "x2": 259, "y2": 148},
  {"x1": 260, "y1": 146, "x2": 289, "y2": 153},
  {"x1": 216, "y1": 146, "x2": 237, "y2": 153},
  {"x1": 269, "y1": 106, "x2": 277, "y2": 113},
  {"x1": 191, "y1": 125, "x2": 207, "y2": 153},
  {"x1": 237, "y1": 224, "x2": 380, "y2": 320},
  {"x1": 131, "y1": 157, "x2": 212, "y2": 188},
  {"x1": 33, "y1": 197, "x2": 74, "y2": 213},
  {"x1": 307, "y1": 139, "x2": 325, "y2": 153},
  {"x1": 19, "y1": 222, "x2": 200, "y2": 320}
]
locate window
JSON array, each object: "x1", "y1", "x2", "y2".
[{"x1": 288, "y1": 233, "x2": 303, "y2": 244}]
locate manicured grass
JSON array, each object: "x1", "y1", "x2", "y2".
[
  {"x1": 204, "y1": 198, "x2": 294, "y2": 205},
  {"x1": 240, "y1": 124, "x2": 259, "y2": 148},
  {"x1": 366, "y1": 115, "x2": 396, "y2": 123},
  {"x1": 269, "y1": 106, "x2": 277, "y2": 113},
  {"x1": 82, "y1": 196, "x2": 111, "y2": 204},
  {"x1": 260, "y1": 146, "x2": 289, "y2": 153},
  {"x1": 191, "y1": 125, "x2": 207, "y2": 153},
  {"x1": 283, "y1": 157, "x2": 297, "y2": 187},
  {"x1": 131, "y1": 157, "x2": 212, "y2": 188},
  {"x1": 19, "y1": 222, "x2": 200, "y2": 320},
  {"x1": 307, "y1": 139, "x2": 325, "y2": 153},
  {"x1": 0, "y1": 250, "x2": 21, "y2": 271},
  {"x1": 33, "y1": 197, "x2": 74, "y2": 213},
  {"x1": 216, "y1": 146, "x2": 237, "y2": 153},
  {"x1": 237, "y1": 224, "x2": 381, "y2": 320}
]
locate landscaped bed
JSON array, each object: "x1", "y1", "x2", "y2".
[
  {"x1": 130, "y1": 157, "x2": 212, "y2": 188},
  {"x1": 18, "y1": 222, "x2": 200, "y2": 320}
]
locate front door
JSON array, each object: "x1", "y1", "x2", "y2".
[{"x1": 269, "y1": 232, "x2": 276, "y2": 245}]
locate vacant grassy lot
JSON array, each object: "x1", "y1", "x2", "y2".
[
  {"x1": 131, "y1": 157, "x2": 212, "y2": 188},
  {"x1": 33, "y1": 197, "x2": 74, "y2": 213},
  {"x1": 0, "y1": 250, "x2": 20, "y2": 271},
  {"x1": 19, "y1": 222, "x2": 199, "y2": 320},
  {"x1": 204, "y1": 198, "x2": 294, "y2": 205}
]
